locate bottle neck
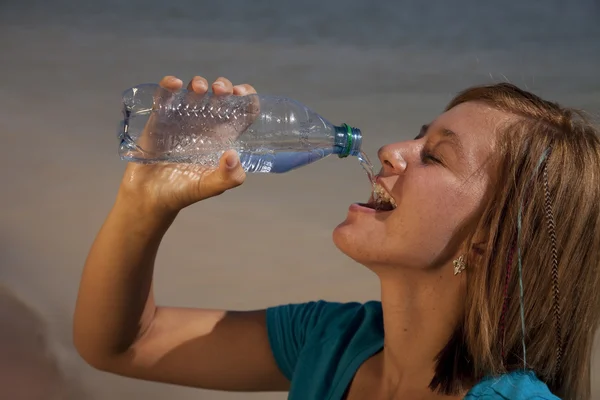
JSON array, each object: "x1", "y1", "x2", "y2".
[{"x1": 334, "y1": 124, "x2": 362, "y2": 158}]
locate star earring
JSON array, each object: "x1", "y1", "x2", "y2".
[{"x1": 453, "y1": 255, "x2": 467, "y2": 276}]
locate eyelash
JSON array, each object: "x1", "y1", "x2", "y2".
[{"x1": 421, "y1": 150, "x2": 442, "y2": 165}]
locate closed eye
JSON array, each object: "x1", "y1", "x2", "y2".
[{"x1": 421, "y1": 150, "x2": 443, "y2": 165}]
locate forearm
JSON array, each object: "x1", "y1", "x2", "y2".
[{"x1": 73, "y1": 190, "x2": 177, "y2": 364}]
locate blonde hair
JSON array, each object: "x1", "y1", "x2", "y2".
[{"x1": 431, "y1": 83, "x2": 600, "y2": 399}]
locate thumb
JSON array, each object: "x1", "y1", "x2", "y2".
[{"x1": 200, "y1": 150, "x2": 246, "y2": 198}]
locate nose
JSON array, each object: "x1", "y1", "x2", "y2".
[{"x1": 378, "y1": 144, "x2": 407, "y2": 174}]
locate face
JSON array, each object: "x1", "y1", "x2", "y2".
[{"x1": 333, "y1": 101, "x2": 512, "y2": 272}]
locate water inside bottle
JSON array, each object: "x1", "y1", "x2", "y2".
[{"x1": 358, "y1": 150, "x2": 375, "y2": 185}]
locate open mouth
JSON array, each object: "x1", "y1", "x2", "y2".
[{"x1": 358, "y1": 183, "x2": 397, "y2": 212}]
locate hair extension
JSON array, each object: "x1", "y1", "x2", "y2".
[{"x1": 542, "y1": 162, "x2": 562, "y2": 375}]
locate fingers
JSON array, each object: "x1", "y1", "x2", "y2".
[
  {"x1": 212, "y1": 77, "x2": 234, "y2": 96},
  {"x1": 186, "y1": 76, "x2": 208, "y2": 94},
  {"x1": 159, "y1": 76, "x2": 183, "y2": 92},
  {"x1": 233, "y1": 83, "x2": 260, "y2": 117},
  {"x1": 199, "y1": 150, "x2": 246, "y2": 197},
  {"x1": 233, "y1": 84, "x2": 257, "y2": 96},
  {"x1": 219, "y1": 150, "x2": 246, "y2": 187},
  {"x1": 179, "y1": 75, "x2": 256, "y2": 96}
]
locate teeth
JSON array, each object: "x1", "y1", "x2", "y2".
[{"x1": 373, "y1": 183, "x2": 397, "y2": 208}]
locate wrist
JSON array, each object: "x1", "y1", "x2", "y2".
[{"x1": 114, "y1": 186, "x2": 179, "y2": 227}]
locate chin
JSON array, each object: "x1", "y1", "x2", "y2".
[
  {"x1": 332, "y1": 220, "x2": 373, "y2": 266},
  {"x1": 333, "y1": 216, "x2": 408, "y2": 270},
  {"x1": 332, "y1": 221, "x2": 349, "y2": 251}
]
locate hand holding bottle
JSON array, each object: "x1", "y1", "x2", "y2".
[
  {"x1": 119, "y1": 75, "x2": 257, "y2": 214},
  {"x1": 120, "y1": 79, "x2": 364, "y2": 175}
]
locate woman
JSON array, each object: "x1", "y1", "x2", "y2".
[{"x1": 73, "y1": 75, "x2": 600, "y2": 399}]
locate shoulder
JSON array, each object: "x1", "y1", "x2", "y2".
[
  {"x1": 266, "y1": 300, "x2": 384, "y2": 396},
  {"x1": 465, "y1": 370, "x2": 561, "y2": 400},
  {"x1": 266, "y1": 300, "x2": 383, "y2": 342},
  {"x1": 267, "y1": 300, "x2": 382, "y2": 333}
]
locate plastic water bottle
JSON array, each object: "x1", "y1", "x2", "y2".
[{"x1": 118, "y1": 83, "x2": 363, "y2": 173}]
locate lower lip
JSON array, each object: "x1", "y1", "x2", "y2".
[{"x1": 349, "y1": 203, "x2": 381, "y2": 214}]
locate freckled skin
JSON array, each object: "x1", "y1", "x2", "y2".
[{"x1": 333, "y1": 102, "x2": 509, "y2": 272}]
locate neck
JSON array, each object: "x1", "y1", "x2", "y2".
[{"x1": 376, "y1": 265, "x2": 466, "y2": 396}]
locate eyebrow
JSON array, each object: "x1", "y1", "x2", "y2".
[{"x1": 417, "y1": 124, "x2": 465, "y2": 157}]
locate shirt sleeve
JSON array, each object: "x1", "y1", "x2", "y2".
[{"x1": 265, "y1": 300, "x2": 337, "y2": 380}]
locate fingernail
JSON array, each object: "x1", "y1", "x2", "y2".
[
  {"x1": 233, "y1": 85, "x2": 246, "y2": 95},
  {"x1": 226, "y1": 154, "x2": 237, "y2": 169},
  {"x1": 214, "y1": 81, "x2": 224, "y2": 87}
]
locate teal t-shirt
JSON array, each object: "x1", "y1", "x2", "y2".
[{"x1": 266, "y1": 300, "x2": 560, "y2": 399}]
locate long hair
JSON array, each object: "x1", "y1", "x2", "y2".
[{"x1": 430, "y1": 83, "x2": 600, "y2": 399}]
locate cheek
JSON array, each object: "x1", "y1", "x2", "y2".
[
  {"x1": 333, "y1": 173, "x2": 488, "y2": 267},
  {"x1": 394, "y1": 175, "x2": 457, "y2": 225},
  {"x1": 384, "y1": 176, "x2": 479, "y2": 251}
]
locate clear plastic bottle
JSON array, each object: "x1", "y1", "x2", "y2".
[{"x1": 118, "y1": 83, "x2": 363, "y2": 173}]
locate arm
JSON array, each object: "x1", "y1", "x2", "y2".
[
  {"x1": 73, "y1": 75, "x2": 289, "y2": 391},
  {"x1": 73, "y1": 193, "x2": 287, "y2": 391}
]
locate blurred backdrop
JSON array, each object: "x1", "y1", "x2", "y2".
[{"x1": 0, "y1": 1, "x2": 598, "y2": 398}]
